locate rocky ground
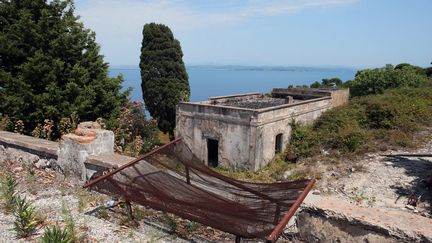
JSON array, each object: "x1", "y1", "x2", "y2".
[
  {"x1": 0, "y1": 159, "x2": 239, "y2": 243},
  {"x1": 309, "y1": 139, "x2": 432, "y2": 219},
  {"x1": 1, "y1": 138, "x2": 431, "y2": 242}
]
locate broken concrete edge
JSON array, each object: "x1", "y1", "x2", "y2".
[{"x1": 297, "y1": 194, "x2": 432, "y2": 242}]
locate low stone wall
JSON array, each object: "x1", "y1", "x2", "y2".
[{"x1": 0, "y1": 124, "x2": 133, "y2": 182}]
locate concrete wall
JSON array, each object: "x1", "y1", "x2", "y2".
[
  {"x1": 329, "y1": 88, "x2": 350, "y2": 108},
  {"x1": 176, "y1": 103, "x2": 257, "y2": 170},
  {"x1": 176, "y1": 97, "x2": 332, "y2": 171},
  {"x1": 253, "y1": 98, "x2": 331, "y2": 169}
]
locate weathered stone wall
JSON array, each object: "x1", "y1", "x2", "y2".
[
  {"x1": 177, "y1": 97, "x2": 332, "y2": 171},
  {"x1": 329, "y1": 88, "x2": 350, "y2": 108},
  {"x1": 0, "y1": 126, "x2": 133, "y2": 182},
  {"x1": 176, "y1": 103, "x2": 256, "y2": 170},
  {"x1": 254, "y1": 98, "x2": 331, "y2": 168}
]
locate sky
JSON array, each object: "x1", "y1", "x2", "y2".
[{"x1": 74, "y1": 0, "x2": 432, "y2": 68}]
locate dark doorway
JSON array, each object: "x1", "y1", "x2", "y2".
[
  {"x1": 275, "y1": 134, "x2": 283, "y2": 154},
  {"x1": 207, "y1": 139, "x2": 219, "y2": 167}
]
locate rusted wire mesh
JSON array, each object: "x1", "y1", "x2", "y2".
[{"x1": 84, "y1": 139, "x2": 314, "y2": 241}]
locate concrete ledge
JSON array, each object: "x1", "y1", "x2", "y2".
[
  {"x1": 299, "y1": 195, "x2": 432, "y2": 242},
  {"x1": 87, "y1": 153, "x2": 134, "y2": 169},
  {"x1": 0, "y1": 131, "x2": 58, "y2": 159}
]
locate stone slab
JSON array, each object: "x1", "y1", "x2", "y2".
[
  {"x1": 0, "y1": 131, "x2": 58, "y2": 158},
  {"x1": 300, "y1": 194, "x2": 432, "y2": 242}
]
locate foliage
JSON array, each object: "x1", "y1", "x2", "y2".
[
  {"x1": 13, "y1": 195, "x2": 39, "y2": 238},
  {"x1": 0, "y1": 174, "x2": 18, "y2": 212},
  {"x1": 186, "y1": 221, "x2": 200, "y2": 233},
  {"x1": 140, "y1": 23, "x2": 190, "y2": 140},
  {"x1": 425, "y1": 67, "x2": 432, "y2": 78},
  {"x1": 394, "y1": 63, "x2": 426, "y2": 76},
  {"x1": 310, "y1": 77, "x2": 344, "y2": 88},
  {"x1": 162, "y1": 213, "x2": 177, "y2": 232},
  {"x1": 287, "y1": 86, "x2": 432, "y2": 158},
  {"x1": 114, "y1": 102, "x2": 160, "y2": 155},
  {"x1": 349, "y1": 64, "x2": 429, "y2": 96},
  {"x1": 0, "y1": 114, "x2": 12, "y2": 131},
  {"x1": 41, "y1": 225, "x2": 73, "y2": 243},
  {"x1": 0, "y1": 0, "x2": 129, "y2": 137}
]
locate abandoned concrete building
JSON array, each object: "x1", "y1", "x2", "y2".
[{"x1": 176, "y1": 88, "x2": 349, "y2": 171}]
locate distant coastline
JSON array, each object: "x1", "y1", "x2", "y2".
[
  {"x1": 110, "y1": 64, "x2": 357, "y2": 73},
  {"x1": 109, "y1": 65, "x2": 357, "y2": 102}
]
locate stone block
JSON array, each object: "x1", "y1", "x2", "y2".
[{"x1": 57, "y1": 122, "x2": 114, "y2": 181}]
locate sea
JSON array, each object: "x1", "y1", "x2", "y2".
[{"x1": 109, "y1": 65, "x2": 357, "y2": 102}]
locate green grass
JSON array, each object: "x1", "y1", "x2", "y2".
[{"x1": 214, "y1": 154, "x2": 296, "y2": 183}]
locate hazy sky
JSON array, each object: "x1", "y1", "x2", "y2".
[{"x1": 74, "y1": 0, "x2": 432, "y2": 68}]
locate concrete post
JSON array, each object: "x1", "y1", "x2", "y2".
[{"x1": 57, "y1": 122, "x2": 114, "y2": 181}]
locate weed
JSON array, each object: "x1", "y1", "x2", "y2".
[
  {"x1": 97, "y1": 206, "x2": 110, "y2": 220},
  {"x1": 76, "y1": 188, "x2": 97, "y2": 213},
  {"x1": 13, "y1": 195, "x2": 39, "y2": 238},
  {"x1": 25, "y1": 164, "x2": 37, "y2": 194},
  {"x1": 162, "y1": 214, "x2": 177, "y2": 232},
  {"x1": 41, "y1": 225, "x2": 72, "y2": 243},
  {"x1": 186, "y1": 221, "x2": 200, "y2": 233},
  {"x1": 348, "y1": 187, "x2": 376, "y2": 207},
  {"x1": 133, "y1": 206, "x2": 145, "y2": 221},
  {"x1": 215, "y1": 154, "x2": 294, "y2": 182},
  {"x1": 0, "y1": 174, "x2": 18, "y2": 212},
  {"x1": 61, "y1": 198, "x2": 76, "y2": 241}
]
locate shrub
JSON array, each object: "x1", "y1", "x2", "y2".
[
  {"x1": 349, "y1": 64, "x2": 430, "y2": 97},
  {"x1": 41, "y1": 225, "x2": 72, "y2": 243},
  {"x1": 13, "y1": 196, "x2": 39, "y2": 238},
  {"x1": 114, "y1": 102, "x2": 160, "y2": 155},
  {"x1": 0, "y1": 114, "x2": 12, "y2": 131},
  {"x1": 287, "y1": 86, "x2": 432, "y2": 158}
]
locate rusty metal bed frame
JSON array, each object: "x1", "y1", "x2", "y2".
[{"x1": 83, "y1": 138, "x2": 315, "y2": 242}]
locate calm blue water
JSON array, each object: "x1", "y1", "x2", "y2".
[{"x1": 109, "y1": 66, "x2": 357, "y2": 102}]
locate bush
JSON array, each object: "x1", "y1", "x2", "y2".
[
  {"x1": 0, "y1": 114, "x2": 12, "y2": 131},
  {"x1": 41, "y1": 225, "x2": 72, "y2": 243},
  {"x1": 287, "y1": 86, "x2": 432, "y2": 158},
  {"x1": 349, "y1": 64, "x2": 430, "y2": 97},
  {"x1": 114, "y1": 102, "x2": 160, "y2": 155}
]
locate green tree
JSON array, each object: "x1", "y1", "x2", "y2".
[
  {"x1": 0, "y1": 0, "x2": 129, "y2": 136},
  {"x1": 349, "y1": 64, "x2": 429, "y2": 96},
  {"x1": 394, "y1": 63, "x2": 426, "y2": 76},
  {"x1": 310, "y1": 77, "x2": 343, "y2": 88},
  {"x1": 139, "y1": 23, "x2": 190, "y2": 140}
]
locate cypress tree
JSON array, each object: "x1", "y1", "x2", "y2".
[
  {"x1": 139, "y1": 23, "x2": 190, "y2": 140},
  {"x1": 0, "y1": 0, "x2": 129, "y2": 135}
]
